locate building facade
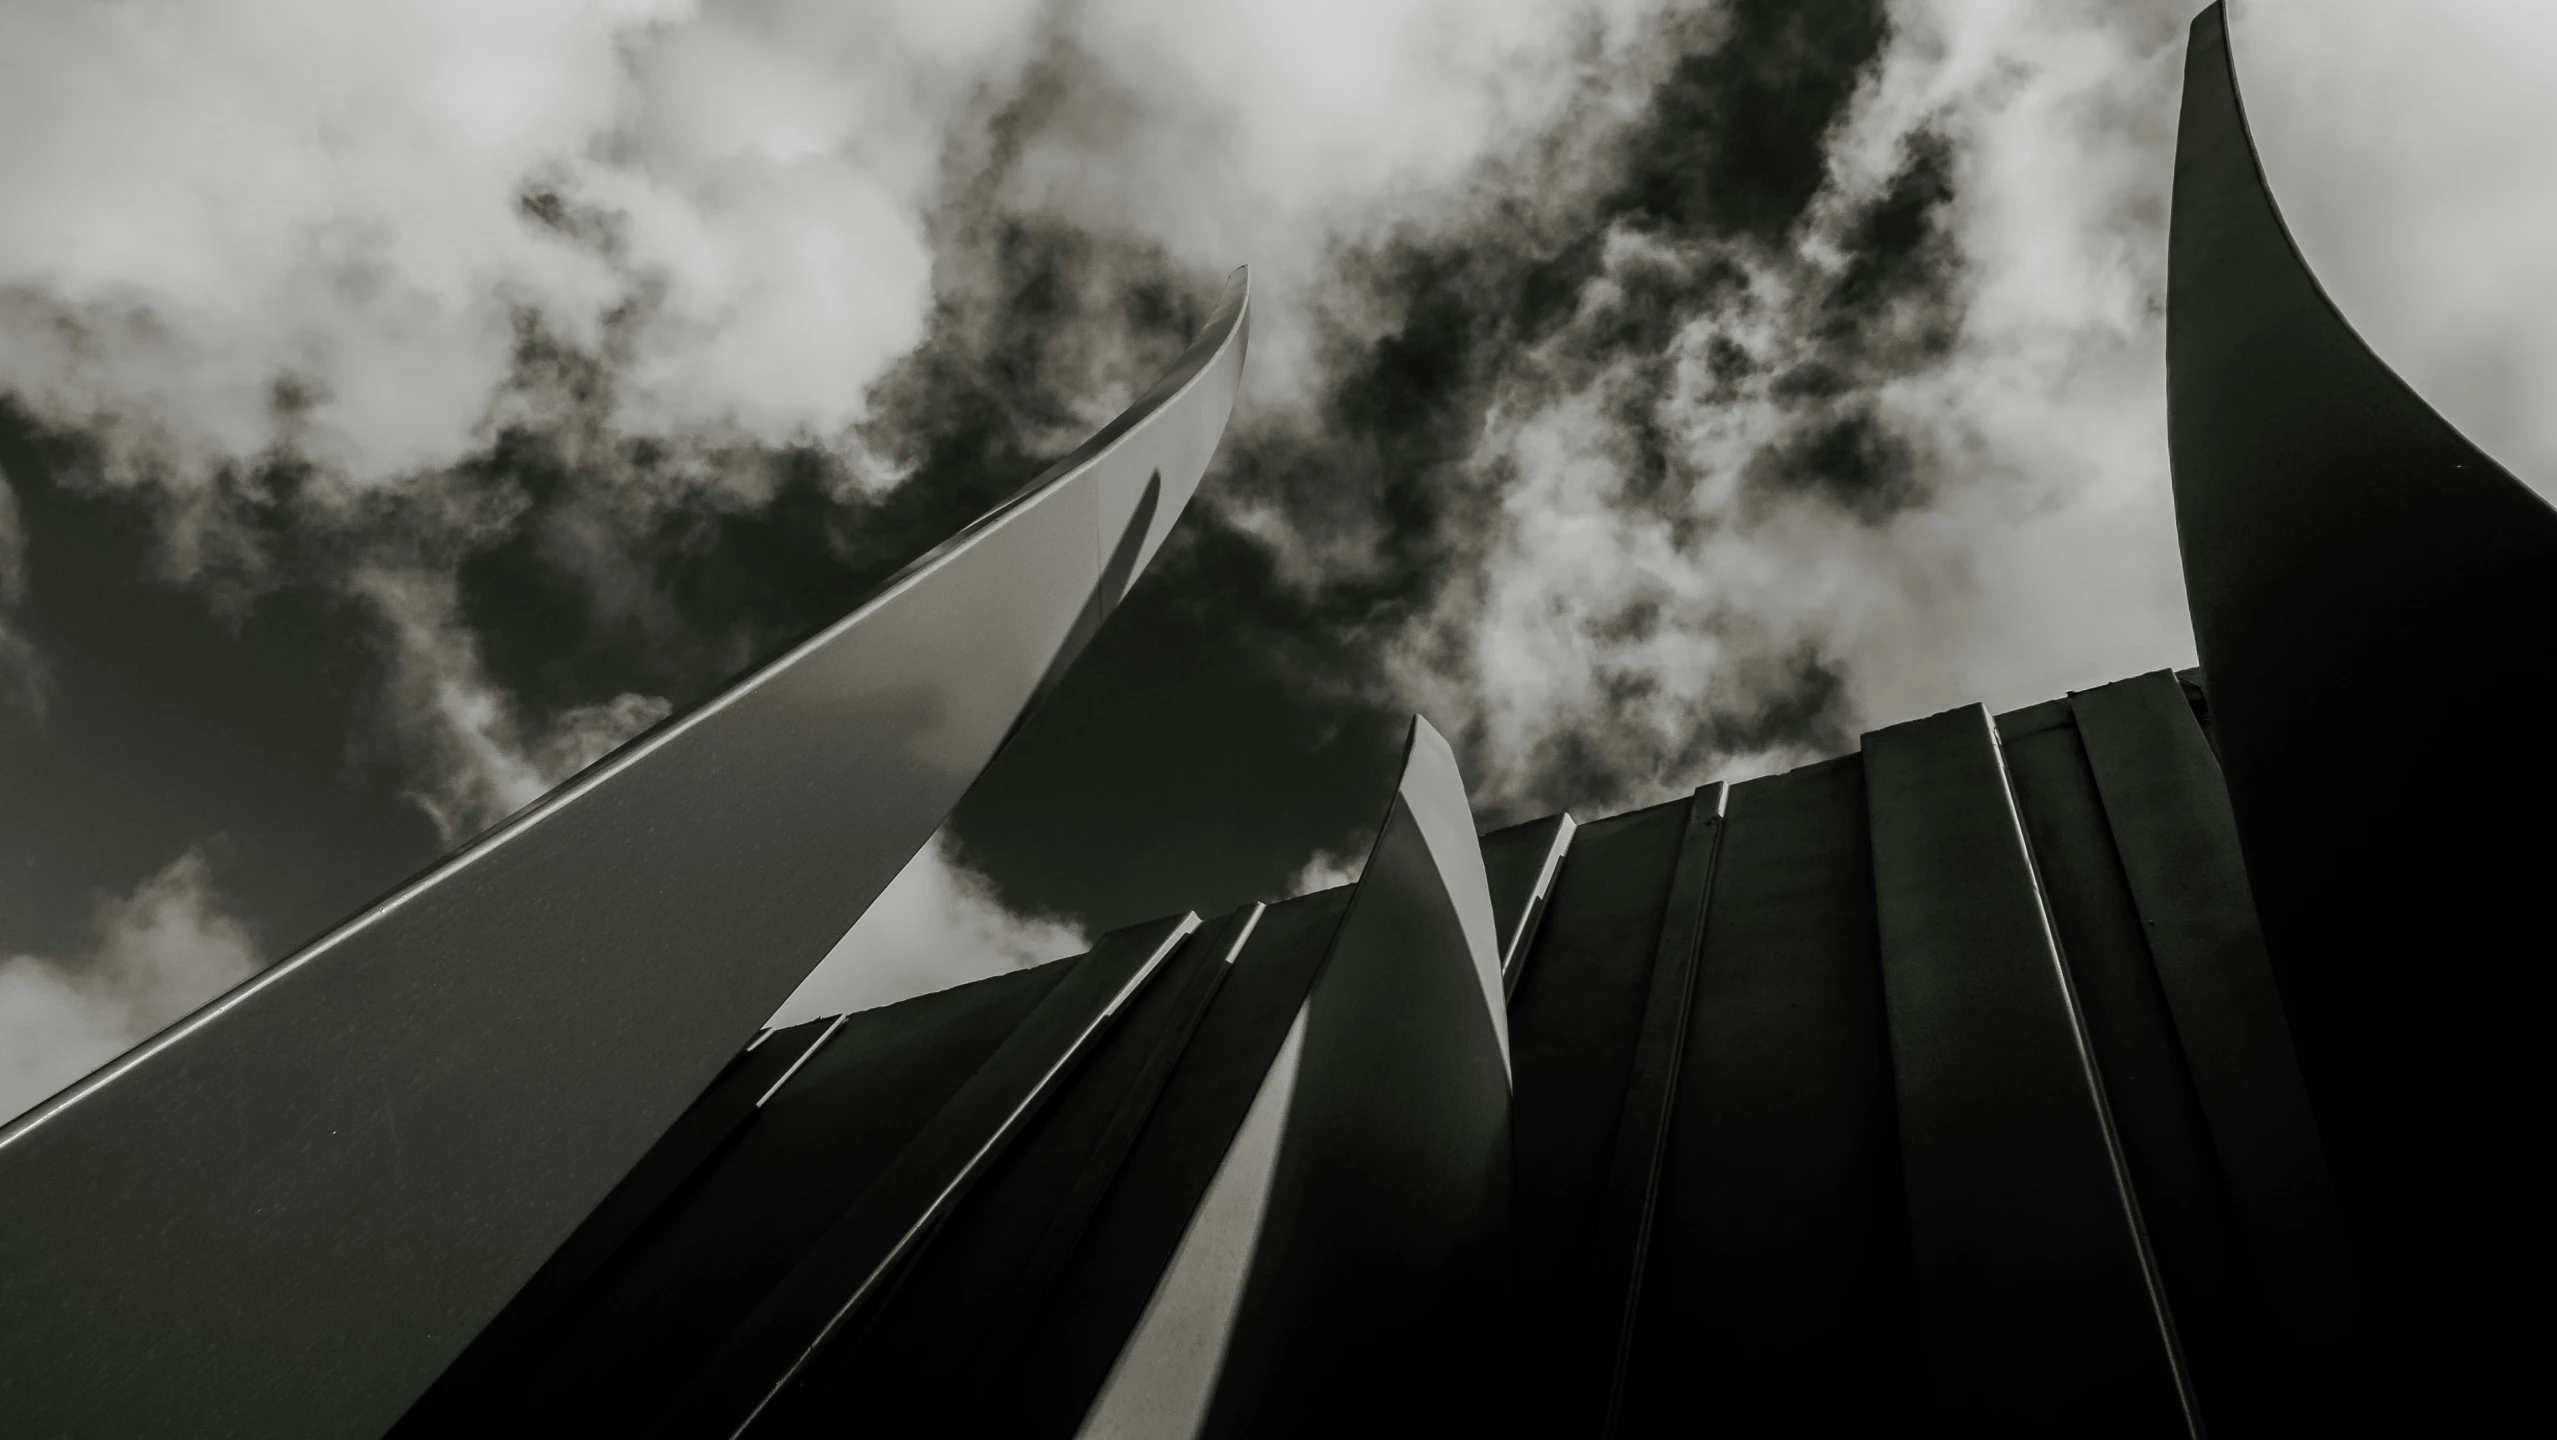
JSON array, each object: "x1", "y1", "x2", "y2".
[{"x1": 3, "y1": 5, "x2": 2543, "y2": 1433}]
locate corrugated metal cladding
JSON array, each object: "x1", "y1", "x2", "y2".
[{"x1": 394, "y1": 670, "x2": 2352, "y2": 1438}]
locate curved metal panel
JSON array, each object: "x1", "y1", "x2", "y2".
[
  {"x1": 1479, "y1": 811, "x2": 1575, "y2": 1000},
  {"x1": 1191, "y1": 716, "x2": 1513, "y2": 1438},
  {"x1": 0, "y1": 272, "x2": 1251, "y2": 1438},
  {"x1": 2169, "y1": 8, "x2": 2556, "y2": 1409},
  {"x1": 1394, "y1": 717, "x2": 1510, "y2": 1075}
]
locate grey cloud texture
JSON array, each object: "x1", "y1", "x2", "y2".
[
  {"x1": 766, "y1": 834, "x2": 1087, "y2": 1028},
  {"x1": 0, "y1": 464, "x2": 41, "y2": 719},
  {"x1": 357, "y1": 563, "x2": 675, "y2": 846},
  {"x1": 0, "y1": 0, "x2": 1655, "y2": 485},
  {"x1": 1172, "y1": 0, "x2": 2197, "y2": 818},
  {"x1": 2231, "y1": 0, "x2": 2557, "y2": 502},
  {"x1": 0, "y1": 0, "x2": 1001, "y2": 482},
  {"x1": 0, "y1": 846, "x2": 259, "y2": 1125}
]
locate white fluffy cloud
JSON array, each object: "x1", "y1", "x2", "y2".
[
  {"x1": 2230, "y1": 0, "x2": 2557, "y2": 502},
  {"x1": 0, "y1": 0, "x2": 1669, "y2": 488},
  {"x1": 1, "y1": 1, "x2": 652, "y2": 480},
  {"x1": 1828, "y1": 0, "x2": 2194, "y2": 724},
  {"x1": 0, "y1": 0, "x2": 1039, "y2": 484},
  {"x1": 0, "y1": 847, "x2": 261, "y2": 1126},
  {"x1": 995, "y1": 0, "x2": 1674, "y2": 407},
  {"x1": 767, "y1": 833, "x2": 1086, "y2": 1027}
]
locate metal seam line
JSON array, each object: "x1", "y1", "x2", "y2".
[
  {"x1": 730, "y1": 912, "x2": 1204, "y2": 1437},
  {"x1": 1216, "y1": 905, "x2": 1269, "y2": 967},
  {"x1": 756, "y1": 1015, "x2": 852, "y2": 1110},
  {"x1": 1985, "y1": 708, "x2": 2203, "y2": 1440},
  {"x1": 1504, "y1": 816, "x2": 1579, "y2": 978},
  {"x1": 1598, "y1": 784, "x2": 1726, "y2": 1440}
]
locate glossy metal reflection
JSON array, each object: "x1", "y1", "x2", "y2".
[{"x1": 0, "y1": 272, "x2": 1251, "y2": 1438}]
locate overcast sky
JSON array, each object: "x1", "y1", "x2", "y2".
[{"x1": 4, "y1": 0, "x2": 2551, "y2": 1120}]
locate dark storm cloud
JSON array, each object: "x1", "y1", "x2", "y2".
[
  {"x1": 1617, "y1": 0, "x2": 1893, "y2": 241},
  {"x1": 1061, "y1": 0, "x2": 1967, "y2": 823}
]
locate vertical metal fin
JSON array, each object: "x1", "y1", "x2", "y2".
[
  {"x1": 1480, "y1": 812, "x2": 1578, "y2": 1000},
  {"x1": 1863, "y1": 704, "x2": 2196, "y2": 1436},
  {"x1": 1616, "y1": 756, "x2": 1916, "y2": 1434},
  {"x1": 1186, "y1": 716, "x2": 1514, "y2": 1438},
  {"x1": 1572, "y1": 786, "x2": 1725, "y2": 1436}
]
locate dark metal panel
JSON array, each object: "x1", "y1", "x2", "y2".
[
  {"x1": 1567, "y1": 786, "x2": 1724, "y2": 1437},
  {"x1": 1506, "y1": 799, "x2": 1692, "y2": 1431},
  {"x1": 1074, "y1": 996, "x2": 1310, "y2": 1440},
  {"x1": 418, "y1": 959, "x2": 1078, "y2": 1437},
  {"x1": 389, "y1": 1017, "x2": 835, "y2": 1438},
  {"x1": 2171, "y1": 668, "x2": 2217, "y2": 760},
  {"x1": 2170, "y1": 9, "x2": 2557, "y2": 1405},
  {"x1": 2070, "y1": 670, "x2": 2362, "y2": 1414},
  {"x1": 1863, "y1": 704, "x2": 2194, "y2": 1436},
  {"x1": 1998, "y1": 699, "x2": 2285, "y2": 1432},
  {"x1": 649, "y1": 914, "x2": 1198, "y2": 1437},
  {"x1": 1619, "y1": 755, "x2": 1918, "y2": 1436},
  {"x1": 1479, "y1": 812, "x2": 1577, "y2": 998},
  {"x1": 1196, "y1": 718, "x2": 1513, "y2": 1439},
  {"x1": 987, "y1": 889, "x2": 1348, "y2": 1440},
  {"x1": 759, "y1": 908, "x2": 1249, "y2": 1435},
  {"x1": 0, "y1": 274, "x2": 1251, "y2": 1438}
]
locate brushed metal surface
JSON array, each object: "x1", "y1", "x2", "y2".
[
  {"x1": 0, "y1": 272, "x2": 1251, "y2": 1439},
  {"x1": 1574, "y1": 783, "x2": 1724, "y2": 1438}
]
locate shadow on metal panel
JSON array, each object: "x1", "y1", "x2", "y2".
[
  {"x1": 1192, "y1": 717, "x2": 1513, "y2": 1439},
  {"x1": 0, "y1": 271, "x2": 1252, "y2": 1439}
]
